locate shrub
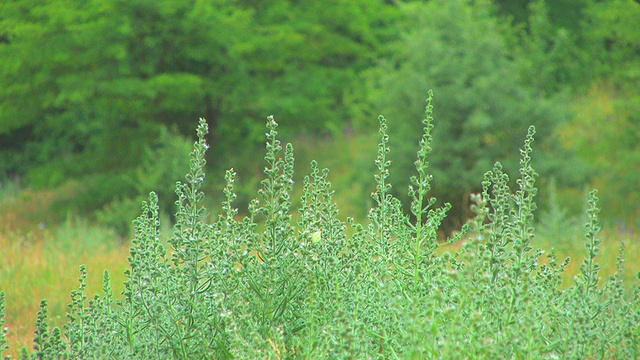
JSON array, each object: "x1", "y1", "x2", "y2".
[
  {"x1": 354, "y1": 0, "x2": 577, "y2": 230},
  {"x1": 1, "y1": 93, "x2": 638, "y2": 358}
]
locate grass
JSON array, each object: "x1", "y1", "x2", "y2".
[
  {"x1": 0, "y1": 227, "x2": 129, "y2": 359},
  {"x1": 540, "y1": 228, "x2": 640, "y2": 289},
  {"x1": 2, "y1": 224, "x2": 637, "y2": 359},
  {"x1": 0, "y1": 185, "x2": 130, "y2": 359},
  {"x1": 1, "y1": 101, "x2": 639, "y2": 358},
  {"x1": 439, "y1": 227, "x2": 640, "y2": 290}
]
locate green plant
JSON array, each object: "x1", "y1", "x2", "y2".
[
  {"x1": 355, "y1": 0, "x2": 574, "y2": 229},
  {"x1": 1, "y1": 96, "x2": 638, "y2": 358},
  {"x1": 536, "y1": 178, "x2": 582, "y2": 252},
  {"x1": 0, "y1": 291, "x2": 8, "y2": 355},
  {"x1": 0, "y1": 0, "x2": 399, "y2": 203}
]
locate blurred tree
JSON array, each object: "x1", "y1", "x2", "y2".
[
  {"x1": 500, "y1": 0, "x2": 640, "y2": 225},
  {"x1": 354, "y1": 0, "x2": 574, "y2": 228},
  {"x1": 506, "y1": 0, "x2": 640, "y2": 94},
  {"x1": 582, "y1": 0, "x2": 640, "y2": 89},
  {"x1": 211, "y1": 0, "x2": 401, "y2": 200},
  {"x1": 493, "y1": 0, "x2": 590, "y2": 30},
  {"x1": 514, "y1": 0, "x2": 590, "y2": 95},
  {"x1": 0, "y1": 0, "x2": 399, "y2": 225},
  {"x1": 558, "y1": 83, "x2": 640, "y2": 222},
  {"x1": 554, "y1": 0, "x2": 640, "y2": 222}
]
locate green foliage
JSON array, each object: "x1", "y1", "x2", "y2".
[
  {"x1": 583, "y1": 0, "x2": 640, "y2": 88},
  {"x1": 536, "y1": 178, "x2": 581, "y2": 249},
  {"x1": 2, "y1": 101, "x2": 639, "y2": 358},
  {"x1": 559, "y1": 85, "x2": 640, "y2": 221},
  {"x1": 51, "y1": 215, "x2": 122, "y2": 251},
  {"x1": 95, "y1": 127, "x2": 193, "y2": 236},
  {"x1": 0, "y1": 291, "x2": 7, "y2": 356},
  {"x1": 1, "y1": 0, "x2": 636, "y2": 234},
  {"x1": 492, "y1": 0, "x2": 640, "y2": 226},
  {"x1": 0, "y1": 0, "x2": 399, "y2": 225},
  {"x1": 515, "y1": 0, "x2": 588, "y2": 95},
  {"x1": 356, "y1": 0, "x2": 572, "y2": 228}
]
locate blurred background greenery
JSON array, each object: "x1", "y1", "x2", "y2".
[{"x1": 0, "y1": 0, "x2": 638, "y2": 236}]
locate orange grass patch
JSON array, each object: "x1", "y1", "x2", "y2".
[{"x1": 0, "y1": 230, "x2": 129, "y2": 357}]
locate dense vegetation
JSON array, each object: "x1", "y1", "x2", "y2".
[
  {"x1": 2, "y1": 107, "x2": 639, "y2": 358},
  {"x1": 1, "y1": 0, "x2": 638, "y2": 232},
  {"x1": 0, "y1": 1, "x2": 639, "y2": 357}
]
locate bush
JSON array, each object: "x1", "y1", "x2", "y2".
[{"x1": 1, "y1": 97, "x2": 638, "y2": 358}]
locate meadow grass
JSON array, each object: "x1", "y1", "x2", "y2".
[
  {"x1": 2, "y1": 224, "x2": 637, "y2": 358},
  {"x1": 0, "y1": 187, "x2": 130, "y2": 359},
  {"x1": 1, "y1": 103, "x2": 639, "y2": 358},
  {"x1": 539, "y1": 228, "x2": 640, "y2": 289},
  {"x1": 439, "y1": 227, "x2": 640, "y2": 290}
]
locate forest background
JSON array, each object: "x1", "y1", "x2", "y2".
[{"x1": 1, "y1": 0, "x2": 638, "y2": 235}]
